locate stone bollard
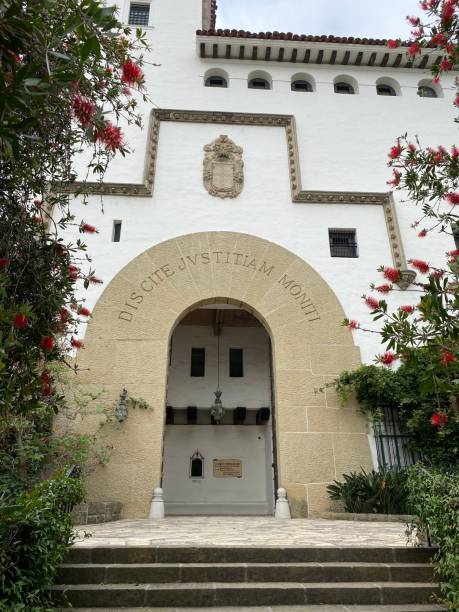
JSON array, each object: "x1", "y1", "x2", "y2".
[
  {"x1": 149, "y1": 487, "x2": 165, "y2": 519},
  {"x1": 275, "y1": 487, "x2": 291, "y2": 519}
]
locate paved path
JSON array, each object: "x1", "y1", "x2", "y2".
[{"x1": 73, "y1": 517, "x2": 413, "y2": 548}]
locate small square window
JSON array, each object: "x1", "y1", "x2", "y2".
[
  {"x1": 229, "y1": 348, "x2": 243, "y2": 377},
  {"x1": 329, "y1": 229, "x2": 358, "y2": 258},
  {"x1": 129, "y1": 3, "x2": 150, "y2": 26},
  {"x1": 190, "y1": 348, "x2": 205, "y2": 377}
]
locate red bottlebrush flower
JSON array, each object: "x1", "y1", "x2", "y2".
[
  {"x1": 442, "y1": 1, "x2": 455, "y2": 21},
  {"x1": 446, "y1": 192, "x2": 459, "y2": 205},
  {"x1": 379, "y1": 351, "x2": 399, "y2": 367},
  {"x1": 387, "y1": 39, "x2": 399, "y2": 49},
  {"x1": 383, "y1": 266, "x2": 401, "y2": 283},
  {"x1": 432, "y1": 270, "x2": 445, "y2": 278},
  {"x1": 418, "y1": 229, "x2": 428, "y2": 238},
  {"x1": 431, "y1": 412, "x2": 448, "y2": 427},
  {"x1": 432, "y1": 75, "x2": 441, "y2": 85},
  {"x1": 399, "y1": 305, "x2": 415, "y2": 314},
  {"x1": 365, "y1": 296, "x2": 381, "y2": 310},
  {"x1": 348, "y1": 319, "x2": 359, "y2": 330},
  {"x1": 77, "y1": 306, "x2": 91, "y2": 317},
  {"x1": 40, "y1": 336, "x2": 55, "y2": 351},
  {"x1": 441, "y1": 349, "x2": 455, "y2": 365},
  {"x1": 431, "y1": 32, "x2": 447, "y2": 46},
  {"x1": 448, "y1": 248, "x2": 459, "y2": 257},
  {"x1": 411, "y1": 259, "x2": 430, "y2": 274},
  {"x1": 80, "y1": 222, "x2": 98, "y2": 234},
  {"x1": 34, "y1": 215, "x2": 43, "y2": 224},
  {"x1": 105, "y1": 66, "x2": 113, "y2": 75},
  {"x1": 408, "y1": 43, "x2": 422, "y2": 57},
  {"x1": 60, "y1": 308, "x2": 71, "y2": 324},
  {"x1": 121, "y1": 59, "x2": 143, "y2": 86},
  {"x1": 0, "y1": 258, "x2": 9, "y2": 268},
  {"x1": 95, "y1": 122, "x2": 123, "y2": 152},
  {"x1": 454, "y1": 94, "x2": 459, "y2": 108},
  {"x1": 452, "y1": 145, "x2": 459, "y2": 158},
  {"x1": 13, "y1": 314, "x2": 28, "y2": 329},
  {"x1": 68, "y1": 264, "x2": 79, "y2": 282},
  {"x1": 70, "y1": 337, "x2": 84, "y2": 349},
  {"x1": 41, "y1": 382, "x2": 52, "y2": 397},
  {"x1": 72, "y1": 94, "x2": 96, "y2": 128},
  {"x1": 388, "y1": 142, "x2": 402, "y2": 160},
  {"x1": 33, "y1": 198, "x2": 42, "y2": 208},
  {"x1": 440, "y1": 58, "x2": 453, "y2": 72},
  {"x1": 41, "y1": 371, "x2": 51, "y2": 384},
  {"x1": 376, "y1": 284, "x2": 392, "y2": 294},
  {"x1": 388, "y1": 170, "x2": 402, "y2": 188},
  {"x1": 89, "y1": 275, "x2": 103, "y2": 284},
  {"x1": 407, "y1": 15, "x2": 421, "y2": 26},
  {"x1": 407, "y1": 143, "x2": 416, "y2": 153}
]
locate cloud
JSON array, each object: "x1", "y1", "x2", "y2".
[{"x1": 217, "y1": 0, "x2": 422, "y2": 40}]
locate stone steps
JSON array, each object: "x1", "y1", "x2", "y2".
[
  {"x1": 53, "y1": 546, "x2": 442, "y2": 608},
  {"x1": 56, "y1": 562, "x2": 435, "y2": 584}
]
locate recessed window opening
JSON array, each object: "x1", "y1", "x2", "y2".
[
  {"x1": 112, "y1": 220, "x2": 122, "y2": 242},
  {"x1": 248, "y1": 78, "x2": 271, "y2": 90},
  {"x1": 205, "y1": 75, "x2": 227, "y2": 88},
  {"x1": 334, "y1": 82, "x2": 354, "y2": 94},
  {"x1": 190, "y1": 348, "x2": 205, "y2": 377},
  {"x1": 377, "y1": 84, "x2": 396, "y2": 96},
  {"x1": 190, "y1": 451, "x2": 204, "y2": 478},
  {"x1": 452, "y1": 223, "x2": 459, "y2": 249},
  {"x1": 329, "y1": 229, "x2": 358, "y2": 258},
  {"x1": 128, "y1": 2, "x2": 150, "y2": 26},
  {"x1": 229, "y1": 348, "x2": 244, "y2": 377},
  {"x1": 291, "y1": 79, "x2": 312, "y2": 92},
  {"x1": 418, "y1": 85, "x2": 437, "y2": 98}
]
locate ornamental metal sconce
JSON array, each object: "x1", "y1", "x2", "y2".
[{"x1": 115, "y1": 388, "x2": 129, "y2": 422}]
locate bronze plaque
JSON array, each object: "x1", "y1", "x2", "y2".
[{"x1": 213, "y1": 459, "x2": 242, "y2": 478}]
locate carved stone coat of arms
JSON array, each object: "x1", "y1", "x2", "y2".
[{"x1": 203, "y1": 135, "x2": 244, "y2": 198}]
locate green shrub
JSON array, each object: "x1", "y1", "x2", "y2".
[
  {"x1": 0, "y1": 473, "x2": 84, "y2": 611},
  {"x1": 407, "y1": 465, "x2": 459, "y2": 610},
  {"x1": 327, "y1": 466, "x2": 411, "y2": 514}
]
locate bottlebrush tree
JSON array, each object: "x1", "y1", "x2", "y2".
[
  {"x1": 0, "y1": 0, "x2": 149, "y2": 494},
  {"x1": 344, "y1": 0, "x2": 459, "y2": 449}
]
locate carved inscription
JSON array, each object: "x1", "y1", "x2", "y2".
[{"x1": 118, "y1": 248, "x2": 320, "y2": 323}]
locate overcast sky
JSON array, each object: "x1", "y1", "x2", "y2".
[{"x1": 217, "y1": 0, "x2": 422, "y2": 40}]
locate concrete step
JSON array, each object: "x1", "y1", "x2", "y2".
[
  {"x1": 65, "y1": 547, "x2": 436, "y2": 565},
  {"x1": 55, "y1": 607, "x2": 448, "y2": 612},
  {"x1": 55, "y1": 562, "x2": 435, "y2": 585},
  {"x1": 52, "y1": 581, "x2": 442, "y2": 608}
]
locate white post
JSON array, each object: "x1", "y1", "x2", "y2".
[
  {"x1": 149, "y1": 487, "x2": 165, "y2": 519},
  {"x1": 275, "y1": 487, "x2": 291, "y2": 519}
]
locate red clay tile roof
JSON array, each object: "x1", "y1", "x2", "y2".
[{"x1": 196, "y1": 28, "x2": 410, "y2": 47}]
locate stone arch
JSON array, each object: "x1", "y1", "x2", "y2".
[{"x1": 76, "y1": 232, "x2": 371, "y2": 518}]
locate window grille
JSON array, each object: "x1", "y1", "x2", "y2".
[
  {"x1": 374, "y1": 407, "x2": 419, "y2": 468},
  {"x1": 128, "y1": 3, "x2": 150, "y2": 26},
  {"x1": 334, "y1": 82, "x2": 354, "y2": 94},
  {"x1": 205, "y1": 76, "x2": 227, "y2": 88},
  {"x1": 377, "y1": 84, "x2": 396, "y2": 96},
  {"x1": 418, "y1": 86, "x2": 437, "y2": 98},
  {"x1": 291, "y1": 80, "x2": 312, "y2": 92},
  {"x1": 229, "y1": 348, "x2": 243, "y2": 377},
  {"x1": 190, "y1": 348, "x2": 205, "y2": 377},
  {"x1": 329, "y1": 229, "x2": 358, "y2": 258}
]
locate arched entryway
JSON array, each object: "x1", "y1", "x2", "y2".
[
  {"x1": 75, "y1": 232, "x2": 371, "y2": 518},
  {"x1": 162, "y1": 302, "x2": 276, "y2": 515}
]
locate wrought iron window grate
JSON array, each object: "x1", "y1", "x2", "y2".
[
  {"x1": 329, "y1": 229, "x2": 358, "y2": 258},
  {"x1": 374, "y1": 407, "x2": 419, "y2": 468},
  {"x1": 129, "y1": 3, "x2": 150, "y2": 26}
]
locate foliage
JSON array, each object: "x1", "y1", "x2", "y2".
[
  {"x1": 331, "y1": 360, "x2": 459, "y2": 467},
  {"x1": 0, "y1": 473, "x2": 84, "y2": 611},
  {"x1": 327, "y1": 466, "x2": 411, "y2": 515},
  {"x1": 0, "y1": 0, "x2": 148, "y2": 496},
  {"x1": 407, "y1": 465, "x2": 459, "y2": 610}
]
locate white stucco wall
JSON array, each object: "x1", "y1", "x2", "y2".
[{"x1": 65, "y1": 0, "x2": 458, "y2": 365}]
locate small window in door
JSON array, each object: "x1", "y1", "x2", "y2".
[
  {"x1": 190, "y1": 450, "x2": 204, "y2": 478},
  {"x1": 229, "y1": 348, "x2": 243, "y2": 377}
]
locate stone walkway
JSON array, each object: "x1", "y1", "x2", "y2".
[{"x1": 73, "y1": 518, "x2": 413, "y2": 548}]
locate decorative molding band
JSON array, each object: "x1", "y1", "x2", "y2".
[{"x1": 62, "y1": 109, "x2": 409, "y2": 272}]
